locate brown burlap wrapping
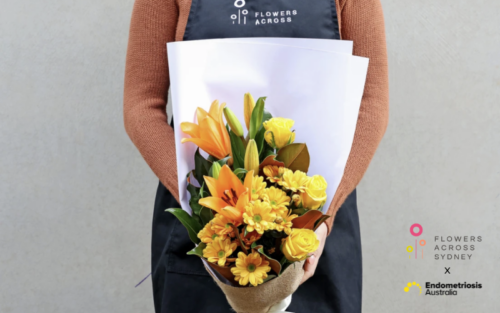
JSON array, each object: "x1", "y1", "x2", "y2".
[{"x1": 204, "y1": 261, "x2": 305, "y2": 313}]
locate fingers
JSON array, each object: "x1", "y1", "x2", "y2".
[{"x1": 300, "y1": 255, "x2": 317, "y2": 284}]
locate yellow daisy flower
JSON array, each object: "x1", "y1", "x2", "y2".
[
  {"x1": 203, "y1": 237, "x2": 238, "y2": 266},
  {"x1": 280, "y1": 169, "x2": 310, "y2": 193},
  {"x1": 261, "y1": 186, "x2": 291, "y2": 214},
  {"x1": 273, "y1": 209, "x2": 298, "y2": 235},
  {"x1": 198, "y1": 222, "x2": 221, "y2": 243},
  {"x1": 231, "y1": 251, "x2": 271, "y2": 286},
  {"x1": 243, "y1": 200, "x2": 275, "y2": 234},
  {"x1": 211, "y1": 214, "x2": 236, "y2": 238},
  {"x1": 251, "y1": 175, "x2": 267, "y2": 200},
  {"x1": 263, "y1": 165, "x2": 286, "y2": 184}
]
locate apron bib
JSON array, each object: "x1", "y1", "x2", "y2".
[
  {"x1": 183, "y1": 0, "x2": 340, "y2": 40},
  {"x1": 152, "y1": 2, "x2": 362, "y2": 312}
]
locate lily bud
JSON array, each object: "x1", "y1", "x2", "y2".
[
  {"x1": 244, "y1": 139, "x2": 259, "y2": 175},
  {"x1": 223, "y1": 107, "x2": 244, "y2": 137},
  {"x1": 244, "y1": 92, "x2": 255, "y2": 131},
  {"x1": 211, "y1": 162, "x2": 222, "y2": 179}
]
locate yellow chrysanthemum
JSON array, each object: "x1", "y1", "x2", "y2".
[
  {"x1": 280, "y1": 169, "x2": 310, "y2": 193},
  {"x1": 231, "y1": 251, "x2": 271, "y2": 286},
  {"x1": 198, "y1": 222, "x2": 221, "y2": 243},
  {"x1": 203, "y1": 237, "x2": 238, "y2": 266},
  {"x1": 211, "y1": 214, "x2": 236, "y2": 238},
  {"x1": 261, "y1": 186, "x2": 290, "y2": 214},
  {"x1": 243, "y1": 200, "x2": 275, "y2": 234},
  {"x1": 273, "y1": 209, "x2": 298, "y2": 235},
  {"x1": 263, "y1": 165, "x2": 286, "y2": 184},
  {"x1": 251, "y1": 175, "x2": 267, "y2": 201}
]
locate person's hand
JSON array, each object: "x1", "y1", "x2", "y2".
[{"x1": 300, "y1": 223, "x2": 328, "y2": 284}]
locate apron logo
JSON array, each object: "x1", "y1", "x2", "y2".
[
  {"x1": 254, "y1": 10, "x2": 297, "y2": 25},
  {"x1": 407, "y1": 223, "x2": 426, "y2": 259},
  {"x1": 230, "y1": 0, "x2": 298, "y2": 26},
  {"x1": 231, "y1": 0, "x2": 248, "y2": 24}
]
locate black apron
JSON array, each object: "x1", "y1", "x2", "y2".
[{"x1": 152, "y1": 0, "x2": 362, "y2": 311}]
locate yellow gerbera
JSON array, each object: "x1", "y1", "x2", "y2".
[
  {"x1": 211, "y1": 214, "x2": 236, "y2": 238},
  {"x1": 273, "y1": 209, "x2": 298, "y2": 235},
  {"x1": 231, "y1": 251, "x2": 271, "y2": 286},
  {"x1": 198, "y1": 222, "x2": 221, "y2": 244},
  {"x1": 261, "y1": 186, "x2": 291, "y2": 214},
  {"x1": 280, "y1": 169, "x2": 310, "y2": 193},
  {"x1": 243, "y1": 200, "x2": 275, "y2": 234},
  {"x1": 263, "y1": 165, "x2": 286, "y2": 184},
  {"x1": 203, "y1": 237, "x2": 238, "y2": 267},
  {"x1": 251, "y1": 175, "x2": 267, "y2": 201}
]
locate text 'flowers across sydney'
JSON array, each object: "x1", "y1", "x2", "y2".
[{"x1": 167, "y1": 93, "x2": 330, "y2": 312}]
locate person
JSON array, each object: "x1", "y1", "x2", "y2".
[{"x1": 123, "y1": 0, "x2": 388, "y2": 311}]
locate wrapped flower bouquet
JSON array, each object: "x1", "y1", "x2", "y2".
[{"x1": 167, "y1": 93, "x2": 330, "y2": 313}]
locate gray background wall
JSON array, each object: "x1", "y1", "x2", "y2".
[{"x1": 1, "y1": 0, "x2": 498, "y2": 312}]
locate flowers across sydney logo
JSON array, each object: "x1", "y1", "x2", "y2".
[
  {"x1": 403, "y1": 223, "x2": 484, "y2": 296},
  {"x1": 407, "y1": 223, "x2": 426, "y2": 259},
  {"x1": 229, "y1": 0, "x2": 298, "y2": 26}
]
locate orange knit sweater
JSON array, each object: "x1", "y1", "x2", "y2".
[{"x1": 123, "y1": 0, "x2": 389, "y2": 235}]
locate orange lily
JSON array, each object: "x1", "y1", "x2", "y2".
[
  {"x1": 199, "y1": 165, "x2": 254, "y2": 223},
  {"x1": 181, "y1": 100, "x2": 232, "y2": 160}
]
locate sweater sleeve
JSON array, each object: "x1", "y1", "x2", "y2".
[
  {"x1": 123, "y1": 0, "x2": 181, "y2": 202},
  {"x1": 324, "y1": 0, "x2": 389, "y2": 235}
]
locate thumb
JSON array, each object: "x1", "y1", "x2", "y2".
[{"x1": 304, "y1": 255, "x2": 316, "y2": 272}]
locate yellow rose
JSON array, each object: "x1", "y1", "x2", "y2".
[
  {"x1": 263, "y1": 118, "x2": 295, "y2": 149},
  {"x1": 282, "y1": 229, "x2": 320, "y2": 262},
  {"x1": 301, "y1": 175, "x2": 327, "y2": 210}
]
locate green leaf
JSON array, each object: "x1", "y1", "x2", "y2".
[
  {"x1": 262, "y1": 109, "x2": 272, "y2": 124},
  {"x1": 259, "y1": 143, "x2": 274, "y2": 163},
  {"x1": 216, "y1": 156, "x2": 231, "y2": 166},
  {"x1": 187, "y1": 243, "x2": 207, "y2": 258},
  {"x1": 254, "y1": 245, "x2": 282, "y2": 275},
  {"x1": 280, "y1": 256, "x2": 288, "y2": 266},
  {"x1": 165, "y1": 208, "x2": 202, "y2": 244},
  {"x1": 229, "y1": 130, "x2": 246, "y2": 169},
  {"x1": 276, "y1": 143, "x2": 310, "y2": 173},
  {"x1": 199, "y1": 207, "x2": 214, "y2": 226},
  {"x1": 187, "y1": 184, "x2": 203, "y2": 216},
  {"x1": 192, "y1": 214, "x2": 202, "y2": 226},
  {"x1": 313, "y1": 215, "x2": 331, "y2": 231},
  {"x1": 255, "y1": 109, "x2": 273, "y2": 155},
  {"x1": 194, "y1": 149, "x2": 212, "y2": 186},
  {"x1": 291, "y1": 207, "x2": 308, "y2": 216},
  {"x1": 248, "y1": 97, "x2": 266, "y2": 140},
  {"x1": 269, "y1": 230, "x2": 286, "y2": 239},
  {"x1": 255, "y1": 127, "x2": 266, "y2": 154},
  {"x1": 199, "y1": 183, "x2": 205, "y2": 198},
  {"x1": 233, "y1": 168, "x2": 248, "y2": 180}
]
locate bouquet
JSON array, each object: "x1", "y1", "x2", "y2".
[{"x1": 167, "y1": 93, "x2": 331, "y2": 313}]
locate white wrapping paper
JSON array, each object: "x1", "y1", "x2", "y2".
[{"x1": 167, "y1": 38, "x2": 368, "y2": 214}]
